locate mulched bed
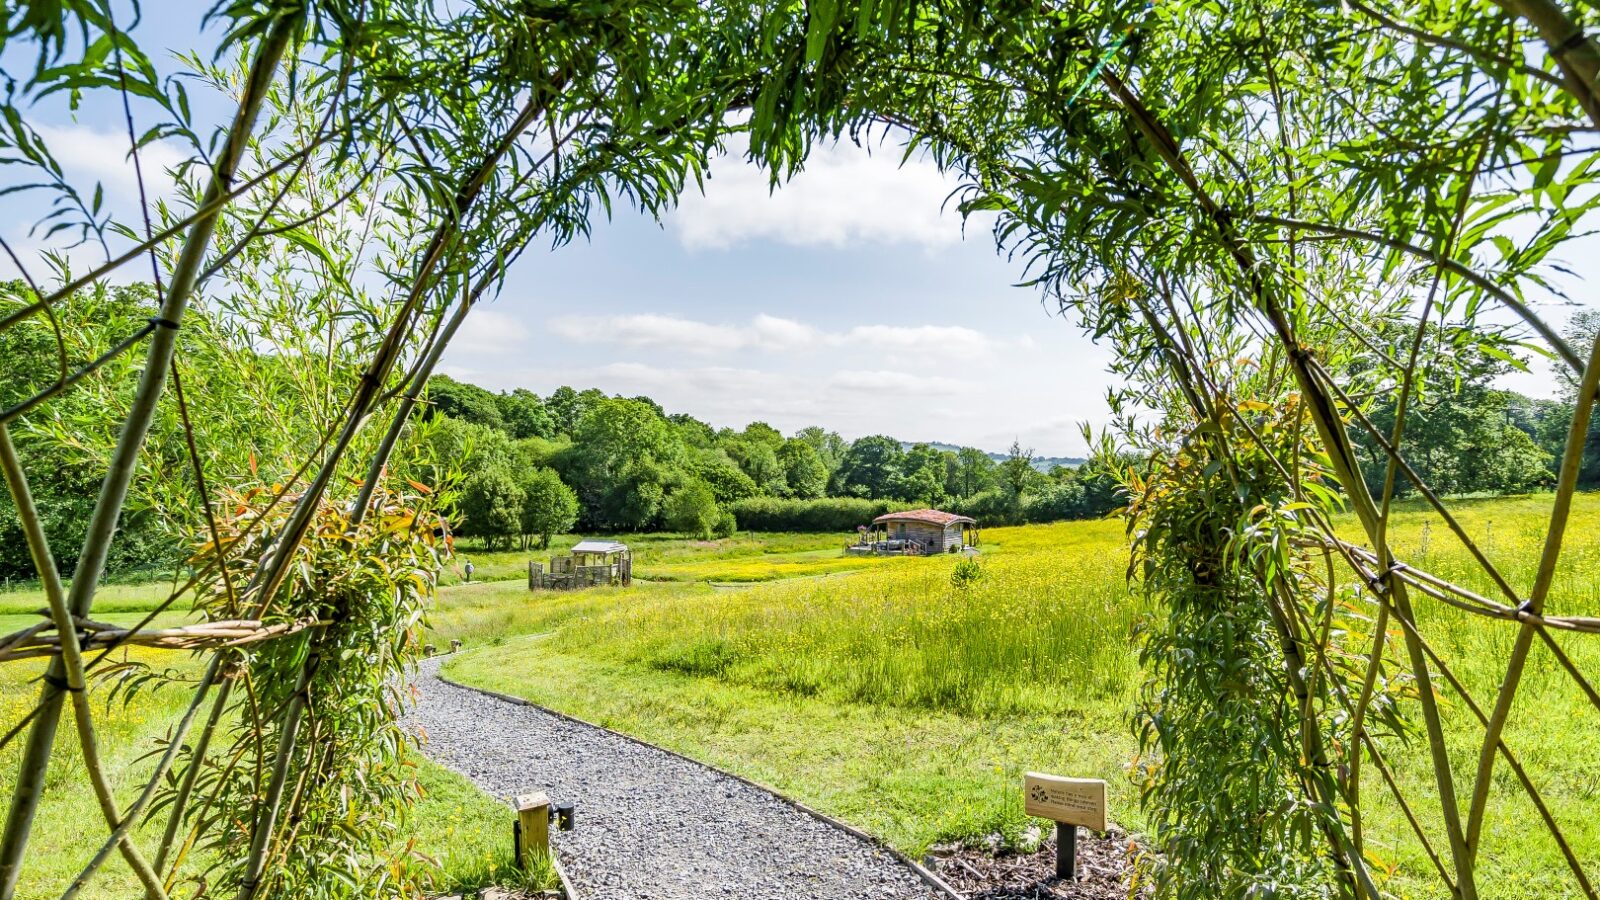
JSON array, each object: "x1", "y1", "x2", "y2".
[{"x1": 924, "y1": 827, "x2": 1147, "y2": 900}]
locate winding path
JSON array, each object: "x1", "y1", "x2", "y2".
[{"x1": 408, "y1": 657, "x2": 942, "y2": 900}]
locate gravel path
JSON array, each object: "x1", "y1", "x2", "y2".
[{"x1": 407, "y1": 657, "x2": 941, "y2": 900}]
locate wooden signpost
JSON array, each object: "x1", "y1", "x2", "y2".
[
  {"x1": 514, "y1": 792, "x2": 552, "y2": 869},
  {"x1": 1023, "y1": 772, "x2": 1107, "y2": 880}
]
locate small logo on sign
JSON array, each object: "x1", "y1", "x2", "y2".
[{"x1": 1029, "y1": 785, "x2": 1050, "y2": 804}]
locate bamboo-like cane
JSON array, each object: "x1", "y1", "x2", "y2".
[
  {"x1": 0, "y1": 618, "x2": 324, "y2": 663},
  {"x1": 0, "y1": 427, "x2": 168, "y2": 899},
  {"x1": 234, "y1": 90, "x2": 554, "y2": 900},
  {"x1": 0, "y1": 17, "x2": 297, "y2": 900}
]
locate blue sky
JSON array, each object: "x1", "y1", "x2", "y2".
[
  {"x1": 1, "y1": 4, "x2": 1584, "y2": 457},
  {"x1": 436, "y1": 138, "x2": 1118, "y2": 454}
]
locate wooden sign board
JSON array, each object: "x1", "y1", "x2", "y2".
[{"x1": 1024, "y1": 772, "x2": 1106, "y2": 831}]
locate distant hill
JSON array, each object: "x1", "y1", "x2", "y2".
[{"x1": 908, "y1": 441, "x2": 1086, "y2": 472}]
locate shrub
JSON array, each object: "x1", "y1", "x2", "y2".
[
  {"x1": 714, "y1": 511, "x2": 738, "y2": 538},
  {"x1": 949, "y1": 488, "x2": 1022, "y2": 526},
  {"x1": 950, "y1": 557, "x2": 983, "y2": 588},
  {"x1": 726, "y1": 497, "x2": 915, "y2": 532},
  {"x1": 665, "y1": 480, "x2": 721, "y2": 538},
  {"x1": 518, "y1": 467, "x2": 578, "y2": 549}
]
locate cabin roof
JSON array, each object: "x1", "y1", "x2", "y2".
[
  {"x1": 871, "y1": 509, "x2": 976, "y2": 527},
  {"x1": 571, "y1": 540, "x2": 629, "y2": 555}
]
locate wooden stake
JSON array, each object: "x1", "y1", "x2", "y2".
[{"x1": 515, "y1": 793, "x2": 551, "y2": 869}]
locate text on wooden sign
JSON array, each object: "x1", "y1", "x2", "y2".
[{"x1": 1023, "y1": 772, "x2": 1106, "y2": 831}]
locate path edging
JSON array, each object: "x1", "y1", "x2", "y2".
[{"x1": 429, "y1": 660, "x2": 965, "y2": 900}]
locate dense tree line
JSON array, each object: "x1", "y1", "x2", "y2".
[
  {"x1": 1350, "y1": 314, "x2": 1600, "y2": 498},
  {"x1": 5, "y1": 294, "x2": 1589, "y2": 579},
  {"x1": 409, "y1": 374, "x2": 1130, "y2": 543}
]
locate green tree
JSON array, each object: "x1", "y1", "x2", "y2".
[
  {"x1": 777, "y1": 438, "x2": 828, "y2": 499},
  {"x1": 663, "y1": 479, "x2": 721, "y2": 539},
  {"x1": 1560, "y1": 310, "x2": 1600, "y2": 487},
  {"x1": 518, "y1": 467, "x2": 579, "y2": 549},
  {"x1": 424, "y1": 374, "x2": 504, "y2": 431},
  {"x1": 459, "y1": 465, "x2": 524, "y2": 550},
  {"x1": 832, "y1": 435, "x2": 905, "y2": 499},
  {"x1": 496, "y1": 388, "x2": 555, "y2": 439},
  {"x1": 670, "y1": 412, "x2": 718, "y2": 448},
  {"x1": 741, "y1": 421, "x2": 784, "y2": 448},
  {"x1": 691, "y1": 449, "x2": 760, "y2": 503},
  {"x1": 561, "y1": 398, "x2": 681, "y2": 529},
  {"x1": 546, "y1": 385, "x2": 606, "y2": 436},
  {"x1": 998, "y1": 441, "x2": 1036, "y2": 499},
  {"x1": 951, "y1": 447, "x2": 997, "y2": 498},
  {"x1": 794, "y1": 426, "x2": 848, "y2": 473},
  {"x1": 1359, "y1": 384, "x2": 1553, "y2": 496},
  {"x1": 401, "y1": 417, "x2": 517, "y2": 496},
  {"x1": 894, "y1": 443, "x2": 950, "y2": 506},
  {"x1": 725, "y1": 438, "x2": 788, "y2": 495}
]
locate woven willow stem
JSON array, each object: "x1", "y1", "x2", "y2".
[
  {"x1": 234, "y1": 93, "x2": 549, "y2": 900},
  {"x1": 1491, "y1": 0, "x2": 1600, "y2": 124},
  {"x1": 1381, "y1": 592, "x2": 1598, "y2": 898},
  {"x1": 1304, "y1": 357, "x2": 1522, "y2": 604},
  {"x1": 1351, "y1": 114, "x2": 1490, "y2": 859},
  {"x1": 1098, "y1": 65, "x2": 1468, "y2": 899},
  {"x1": 0, "y1": 18, "x2": 294, "y2": 900},
  {"x1": 0, "y1": 427, "x2": 168, "y2": 899},
  {"x1": 60, "y1": 655, "x2": 223, "y2": 900},
  {"x1": 1249, "y1": 214, "x2": 1581, "y2": 374},
  {"x1": 1465, "y1": 325, "x2": 1600, "y2": 861},
  {"x1": 152, "y1": 677, "x2": 234, "y2": 881}
]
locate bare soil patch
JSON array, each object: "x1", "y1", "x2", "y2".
[{"x1": 925, "y1": 828, "x2": 1145, "y2": 900}]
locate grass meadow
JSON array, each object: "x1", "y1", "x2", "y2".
[
  {"x1": 431, "y1": 495, "x2": 1600, "y2": 899},
  {"x1": 0, "y1": 615, "x2": 544, "y2": 900},
  {"x1": 1, "y1": 495, "x2": 1597, "y2": 898}
]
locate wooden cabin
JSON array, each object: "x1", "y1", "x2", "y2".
[
  {"x1": 847, "y1": 509, "x2": 978, "y2": 556},
  {"x1": 528, "y1": 540, "x2": 632, "y2": 590}
]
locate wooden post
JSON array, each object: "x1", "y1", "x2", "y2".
[
  {"x1": 514, "y1": 792, "x2": 551, "y2": 869},
  {"x1": 1055, "y1": 821, "x2": 1078, "y2": 879},
  {"x1": 1023, "y1": 773, "x2": 1106, "y2": 882}
]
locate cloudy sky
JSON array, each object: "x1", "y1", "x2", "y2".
[
  {"x1": 437, "y1": 137, "x2": 1117, "y2": 454},
  {"x1": 2, "y1": 6, "x2": 1585, "y2": 457}
]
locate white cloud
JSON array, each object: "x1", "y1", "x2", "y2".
[
  {"x1": 544, "y1": 313, "x2": 1009, "y2": 362},
  {"x1": 0, "y1": 125, "x2": 188, "y2": 283},
  {"x1": 827, "y1": 369, "x2": 967, "y2": 396},
  {"x1": 548, "y1": 312, "x2": 818, "y2": 353},
  {"x1": 670, "y1": 136, "x2": 969, "y2": 250},
  {"x1": 31, "y1": 123, "x2": 187, "y2": 203},
  {"x1": 842, "y1": 324, "x2": 997, "y2": 358},
  {"x1": 452, "y1": 307, "x2": 530, "y2": 356}
]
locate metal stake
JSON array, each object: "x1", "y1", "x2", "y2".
[{"x1": 1055, "y1": 822, "x2": 1078, "y2": 880}]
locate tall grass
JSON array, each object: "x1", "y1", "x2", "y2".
[
  {"x1": 435, "y1": 493, "x2": 1600, "y2": 895},
  {"x1": 563, "y1": 519, "x2": 1145, "y2": 715}
]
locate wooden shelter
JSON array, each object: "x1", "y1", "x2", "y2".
[
  {"x1": 847, "y1": 509, "x2": 978, "y2": 556},
  {"x1": 528, "y1": 540, "x2": 632, "y2": 590}
]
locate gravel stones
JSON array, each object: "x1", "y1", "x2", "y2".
[{"x1": 407, "y1": 658, "x2": 939, "y2": 900}]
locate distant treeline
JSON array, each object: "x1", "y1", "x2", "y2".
[
  {"x1": 4, "y1": 282, "x2": 1595, "y2": 577},
  {"x1": 406, "y1": 375, "x2": 1128, "y2": 545}
]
